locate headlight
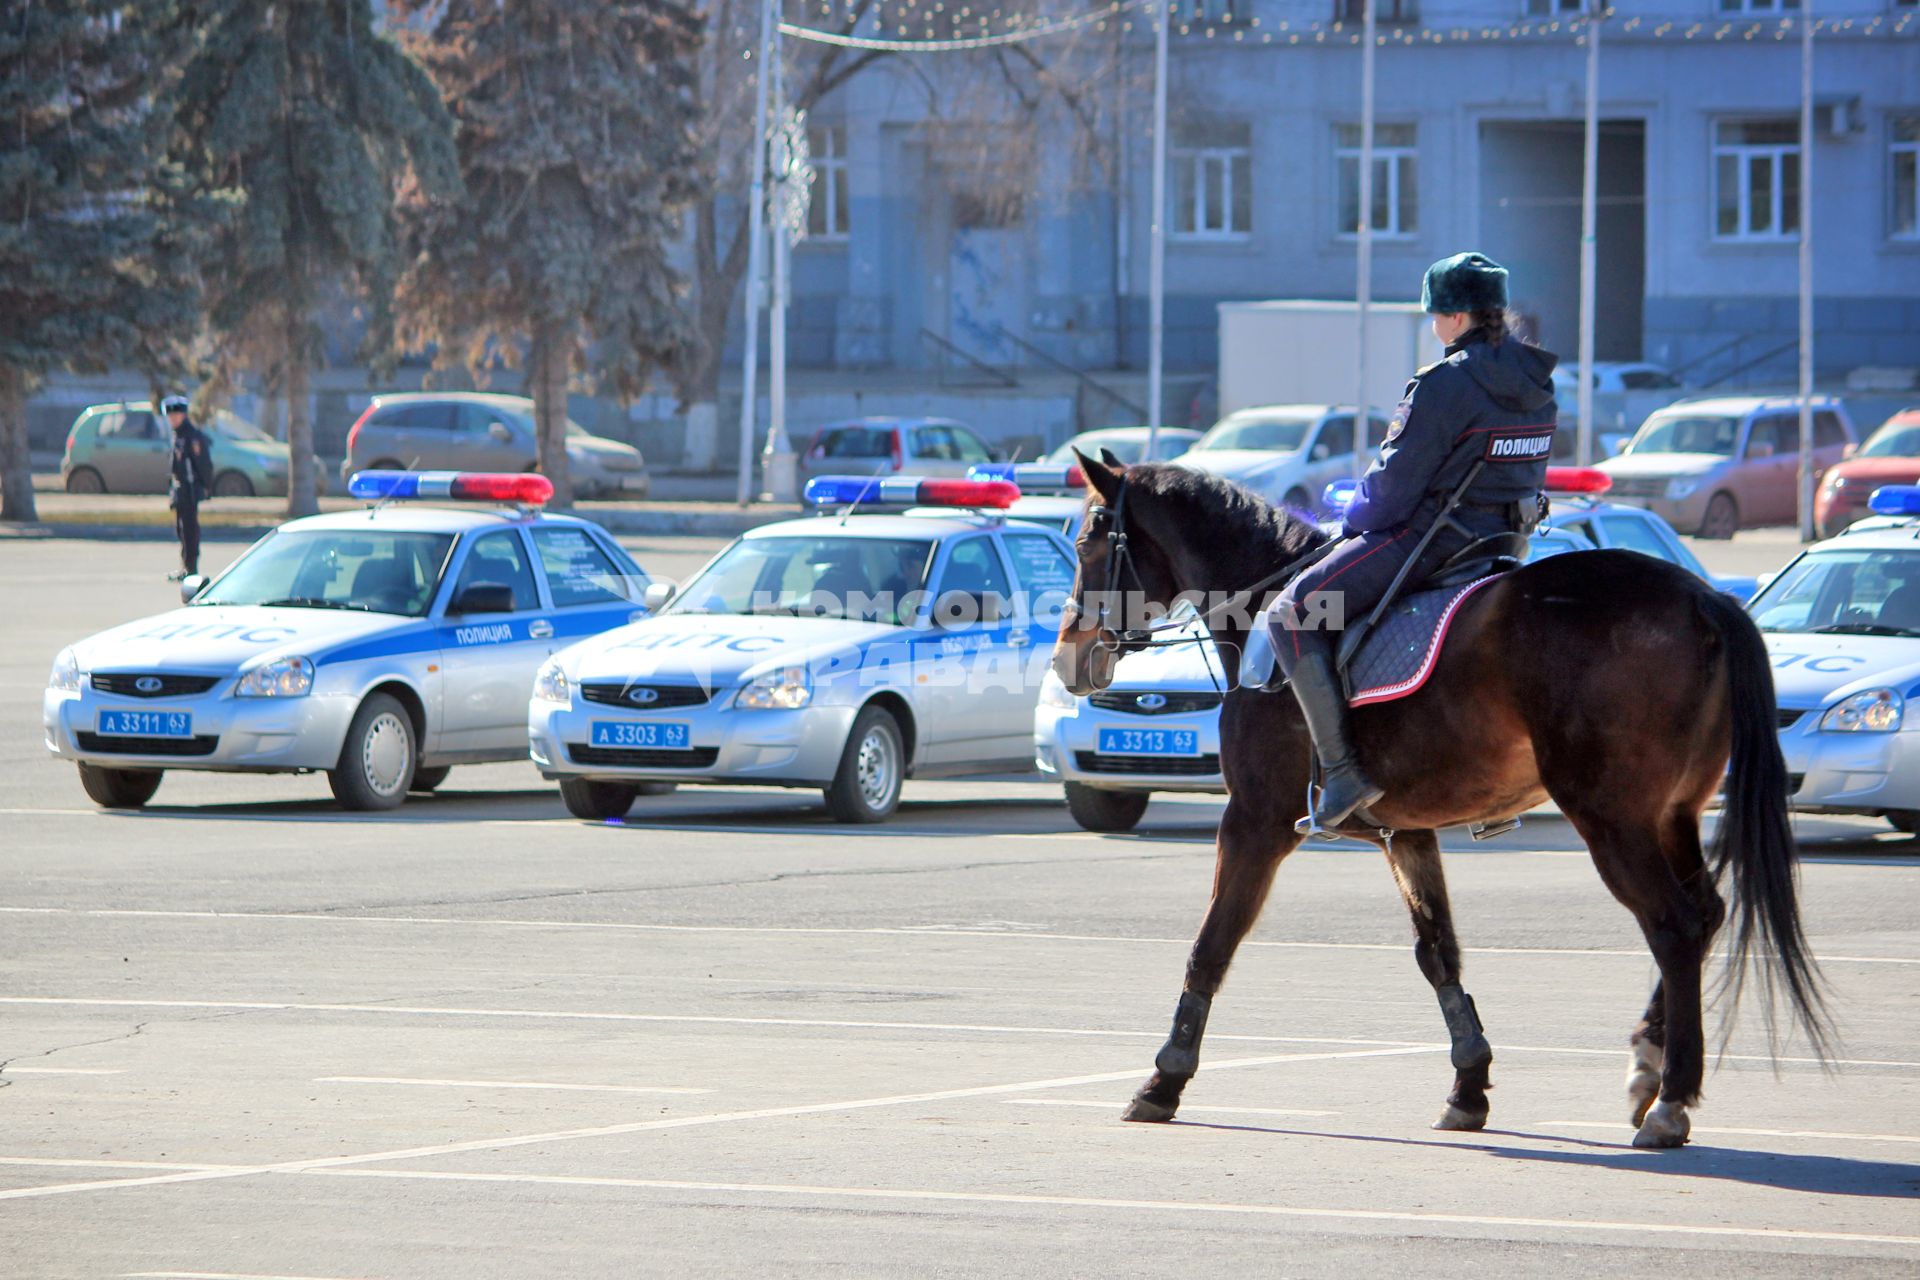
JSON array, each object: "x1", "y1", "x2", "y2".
[
  {"x1": 1038, "y1": 669, "x2": 1078, "y2": 710},
  {"x1": 735, "y1": 665, "x2": 812, "y2": 710},
  {"x1": 533, "y1": 659, "x2": 571, "y2": 704},
  {"x1": 1819, "y1": 689, "x2": 1903, "y2": 733},
  {"x1": 1665, "y1": 478, "x2": 1701, "y2": 500},
  {"x1": 48, "y1": 648, "x2": 82, "y2": 693},
  {"x1": 235, "y1": 655, "x2": 314, "y2": 698}
]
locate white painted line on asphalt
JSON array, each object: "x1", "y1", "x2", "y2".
[
  {"x1": 1, "y1": 997, "x2": 1898, "y2": 1069},
  {"x1": 0, "y1": 1157, "x2": 242, "y2": 1172},
  {"x1": 0, "y1": 1047, "x2": 1440, "y2": 1204},
  {"x1": 5, "y1": 905, "x2": 1913, "y2": 966},
  {"x1": 301, "y1": 1168, "x2": 1920, "y2": 1249},
  {"x1": 1007, "y1": 1099, "x2": 1338, "y2": 1118},
  {"x1": 1542, "y1": 1120, "x2": 1920, "y2": 1145},
  {"x1": 2, "y1": 1066, "x2": 126, "y2": 1075},
  {"x1": 315, "y1": 1076, "x2": 713, "y2": 1095},
  {"x1": 125, "y1": 1272, "x2": 374, "y2": 1280}
]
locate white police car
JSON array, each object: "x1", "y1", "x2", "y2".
[
  {"x1": 44, "y1": 472, "x2": 650, "y2": 811},
  {"x1": 529, "y1": 475, "x2": 1078, "y2": 823},
  {"x1": 1747, "y1": 484, "x2": 1920, "y2": 831}
]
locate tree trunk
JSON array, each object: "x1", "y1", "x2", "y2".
[
  {"x1": 532, "y1": 321, "x2": 574, "y2": 507},
  {"x1": 0, "y1": 370, "x2": 38, "y2": 524},
  {"x1": 284, "y1": 328, "x2": 319, "y2": 518}
]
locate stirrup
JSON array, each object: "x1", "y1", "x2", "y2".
[
  {"x1": 1469, "y1": 816, "x2": 1521, "y2": 841},
  {"x1": 1294, "y1": 765, "x2": 1385, "y2": 841}
]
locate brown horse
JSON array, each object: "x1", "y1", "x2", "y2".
[{"x1": 1051, "y1": 452, "x2": 1828, "y2": 1148}]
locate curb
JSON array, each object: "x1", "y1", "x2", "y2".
[{"x1": 1, "y1": 508, "x2": 792, "y2": 542}]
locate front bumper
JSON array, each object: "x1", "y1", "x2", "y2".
[
  {"x1": 1599, "y1": 487, "x2": 1711, "y2": 533},
  {"x1": 44, "y1": 682, "x2": 357, "y2": 773},
  {"x1": 530, "y1": 695, "x2": 855, "y2": 787},
  {"x1": 1033, "y1": 699, "x2": 1225, "y2": 793},
  {"x1": 1779, "y1": 713, "x2": 1920, "y2": 816}
]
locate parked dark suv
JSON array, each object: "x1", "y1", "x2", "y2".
[{"x1": 341, "y1": 392, "x2": 649, "y2": 499}]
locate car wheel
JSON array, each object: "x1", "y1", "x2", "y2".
[
  {"x1": 327, "y1": 693, "x2": 416, "y2": 811},
  {"x1": 1063, "y1": 782, "x2": 1149, "y2": 832},
  {"x1": 824, "y1": 704, "x2": 904, "y2": 823},
  {"x1": 212, "y1": 470, "x2": 255, "y2": 498},
  {"x1": 1283, "y1": 487, "x2": 1313, "y2": 515},
  {"x1": 77, "y1": 763, "x2": 162, "y2": 809},
  {"x1": 1697, "y1": 492, "x2": 1739, "y2": 540},
  {"x1": 368, "y1": 458, "x2": 405, "y2": 472},
  {"x1": 559, "y1": 777, "x2": 639, "y2": 820},
  {"x1": 65, "y1": 466, "x2": 105, "y2": 494},
  {"x1": 1887, "y1": 811, "x2": 1920, "y2": 834},
  {"x1": 409, "y1": 765, "x2": 452, "y2": 793}
]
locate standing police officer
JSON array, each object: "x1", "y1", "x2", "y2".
[
  {"x1": 1270, "y1": 252, "x2": 1559, "y2": 832},
  {"x1": 164, "y1": 394, "x2": 212, "y2": 580}
]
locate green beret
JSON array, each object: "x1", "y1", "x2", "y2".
[{"x1": 1421, "y1": 252, "x2": 1509, "y2": 315}]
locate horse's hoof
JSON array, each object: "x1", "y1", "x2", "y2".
[
  {"x1": 1631, "y1": 1099, "x2": 1690, "y2": 1149},
  {"x1": 1122, "y1": 1096, "x2": 1178, "y2": 1123},
  {"x1": 1432, "y1": 1104, "x2": 1488, "y2": 1132}
]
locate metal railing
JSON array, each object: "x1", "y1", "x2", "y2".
[
  {"x1": 917, "y1": 328, "x2": 1018, "y2": 389},
  {"x1": 992, "y1": 326, "x2": 1148, "y2": 420}
]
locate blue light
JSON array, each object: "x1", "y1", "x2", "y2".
[
  {"x1": 968, "y1": 463, "x2": 1084, "y2": 491},
  {"x1": 348, "y1": 470, "x2": 425, "y2": 500},
  {"x1": 1868, "y1": 485, "x2": 1920, "y2": 517},
  {"x1": 1322, "y1": 479, "x2": 1358, "y2": 513}
]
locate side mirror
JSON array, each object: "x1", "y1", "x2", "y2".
[
  {"x1": 1747, "y1": 442, "x2": 1775, "y2": 461},
  {"x1": 179, "y1": 573, "x2": 209, "y2": 605},
  {"x1": 449, "y1": 583, "x2": 515, "y2": 615},
  {"x1": 1844, "y1": 442, "x2": 1859, "y2": 459},
  {"x1": 489, "y1": 421, "x2": 512, "y2": 442},
  {"x1": 1310, "y1": 443, "x2": 1332, "y2": 462},
  {"x1": 642, "y1": 581, "x2": 676, "y2": 611}
]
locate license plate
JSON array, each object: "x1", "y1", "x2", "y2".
[
  {"x1": 589, "y1": 720, "x2": 691, "y2": 750},
  {"x1": 97, "y1": 709, "x2": 193, "y2": 738},
  {"x1": 1097, "y1": 726, "x2": 1200, "y2": 756}
]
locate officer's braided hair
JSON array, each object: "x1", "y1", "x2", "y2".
[{"x1": 1469, "y1": 307, "x2": 1529, "y2": 347}]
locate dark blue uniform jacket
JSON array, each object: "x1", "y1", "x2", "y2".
[{"x1": 1344, "y1": 337, "x2": 1559, "y2": 535}]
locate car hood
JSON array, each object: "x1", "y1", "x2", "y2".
[
  {"x1": 69, "y1": 605, "x2": 417, "y2": 674},
  {"x1": 1598, "y1": 452, "x2": 1728, "y2": 480},
  {"x1": 1176, "y1": 450, "x2": 1297, "y2": 479},
  {"x1": 1104, "y1": 623, "x2": 1225, "y2": 689},
  {"x1": 567, "y1": 435, "x2": 644, "y2": 460},
  {"x1": 1828, "y1": 458, "x2": 1920, "y2": 486},
  {"x1": 559, "y1": 611, "x2": 906, "y2": 688},
  {"x1": 1763, "y1": 632, "x2": 1920, "y2": 710}
]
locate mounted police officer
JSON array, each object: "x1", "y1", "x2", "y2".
[
  {"x1": 1271, "y1": 252, "x2": 1559, "y2": 832},
  {"x1": 164, "y1": 393, "x2": 212, "y2": 580}
]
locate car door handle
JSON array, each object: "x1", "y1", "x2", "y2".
[
  {"x1": 1007, "y1": 630, "x2": 1030, "y2": 648},
  {"x1": 528, "y1": 619, "x2": 554, "y2": 640}
]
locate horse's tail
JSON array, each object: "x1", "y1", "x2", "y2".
[{"x1": 1698, "y1": 587, "x2": 1833, "y2": 1060}]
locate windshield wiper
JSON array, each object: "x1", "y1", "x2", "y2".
[
  {"x1": 257, "y1": 596, "x2": 372, "y2": 612},
  {"x1": 1809, "y1": 623, "x2": 1920, "y2": 638}
]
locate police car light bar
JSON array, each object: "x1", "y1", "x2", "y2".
[
  {"x1": 347, "y1": 470, "x2": 555, "y2": 505},
  {"x1": 968, "y1": 462, "x2": 1086, "y2": 492},
  {"x1": 1544, "y1": 466, "x2": 1612, "y2": 495},
  {"x1": 1868, "y1": 484, "x2": 1920, "y2": 517},
  {"x1": 803, "y1": 475, "x2": 1020, "y2": 509},
  {"x1": 1322, "y1": 479, "x2": 1358, "y2": 514}
]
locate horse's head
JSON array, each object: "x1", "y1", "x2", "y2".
[{"x1": 1050, "y1": 448, "x2": 1186, "y2": 696}]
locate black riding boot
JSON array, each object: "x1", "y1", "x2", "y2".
[{"x1": 1289, "y1": 651, "x2": 1385, "y2": 834}]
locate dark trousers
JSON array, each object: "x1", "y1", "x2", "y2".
[
  {"x1": 1271, "y1": 525, "x2": 1473, "y2": 677},
  {"x1": 174, "y1": 500, "x2": 200, "y2": 575}
]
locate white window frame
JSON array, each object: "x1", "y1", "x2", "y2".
[
  {"x1": 1712, "y1": 121, "x2": 1800, "y2": 242},
  {"x1": 1170, "y1": 141, "x2": 1252, "y2": 242},
  {"x1": 1893, "y1": 115, "x2": 1920, "y2": 242},
  {"x1": 1335, "y1": 125, "x2": 1417, "y2": 240},
  {"x1": 806, "y1": 124, "x2": 848, "y2": 241}
]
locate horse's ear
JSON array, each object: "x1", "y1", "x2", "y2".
[
  {"x1": 1073, "y1": 447, "x2": 1122, "y2": 501},
  {"x1": 1099, "y1": 447, "x2": 1123, "y2": 470}
]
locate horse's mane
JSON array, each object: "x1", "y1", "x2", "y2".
[{"x1": 1124, "y1": 462, "x2": 1329, "y2": 577}]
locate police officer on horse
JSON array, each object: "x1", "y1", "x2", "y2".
[{"x1": 1271, "y1": 252, "x2": 1559, "y2": 831}]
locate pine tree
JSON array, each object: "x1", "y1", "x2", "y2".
[
  {"x1": 393, "y1": 0, "x2": 705, "y2": 507},
  {"x1": 168, "y1": 0, "x2": 458, "y2": 516},
  {"x1": 0, "y1": 1, "x2": 207, "y2": 523}
]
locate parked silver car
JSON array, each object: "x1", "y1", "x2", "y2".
[
  {"x1": 798, "y1": 417, "x2": 997, "y2": 482},
  {"x1": 341, "y1": 392, "x2": 649, "y2": 500},
  {"x1": 1595, "y1": 395, "x2": 1856, "y2": 538}
]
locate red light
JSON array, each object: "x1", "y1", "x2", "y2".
[
  {"x1": 1545, "y1": 466, "x2": 1612, "y2": 495},
  {"x1": 889, "y1": 429, "x2": 904, "y2": 472},
  {"x1": 917, "y1": 478, "x2": 1019, "y2": 509},
  {"x1": 447, "y1": 473, "x2": 554, "y2": 505},
  {"x1": 346, "y1": 403, "x2": 376, "y2": 457}
]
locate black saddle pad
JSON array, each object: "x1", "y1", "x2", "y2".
[{"x1": 1347, "y1": 574, "x2": 1502, "y2": 707}]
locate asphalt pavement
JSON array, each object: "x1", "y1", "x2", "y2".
[{"x1": 2, "y1": 534, "x2": 1915, "y2": 1278}]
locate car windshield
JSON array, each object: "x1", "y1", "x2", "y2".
[
  {"x1": 196, "y1": 529, "x2": 455, "y2": 616},
  {"x1": 1043, "y1": 431, "x2": 1194, "y2": 465},
  {"x1": 207, "y1": 410, "x2": 272, "y2": 443},
  {"x1": 1194, "y1": 415, "x2": 1314, "y2": 453},
  {"x1": 1628, "y1": 414, "x2": 1740, "y2": 457},
  {"x1": 1749, "y1": 549, "x2": 1920, "y2": 637},
  {"x1": 1858, "y1": 423, "x2": 1920, "y2": 459},
  {"x1": 669, "y1": 534, "x2": 934, "y2": 625}
]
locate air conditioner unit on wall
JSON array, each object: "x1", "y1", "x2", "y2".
[{"x1": 1815, "y1": 97, "x2": 1865, "y2": 138}]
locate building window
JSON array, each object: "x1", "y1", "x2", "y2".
[
  {"x1": 1333, "y1": 0, "x2": 1418, "y2": 23},
  {"x1": 806, "y1": 125, "x2": 848, "y2": 239},
  {"x1": 1717, "y1": 0, "x2": 1799, "y2": 11},
  {"x1": 1523, "y1": 0, "x2": 1585, "y2": 12},
  {"x1": 1894, "y1": 116, "x2": 1919, "y2": 241},
  {"x1": 1171, "y1": 122, "x2": 1252, "y2": 240},
  {"x1": 1713, "y1": 120, "x2": 1800, "y2": 240},
  {"x1": 1336, "y1": 123, "x2": 1417, "y2": 238}
]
